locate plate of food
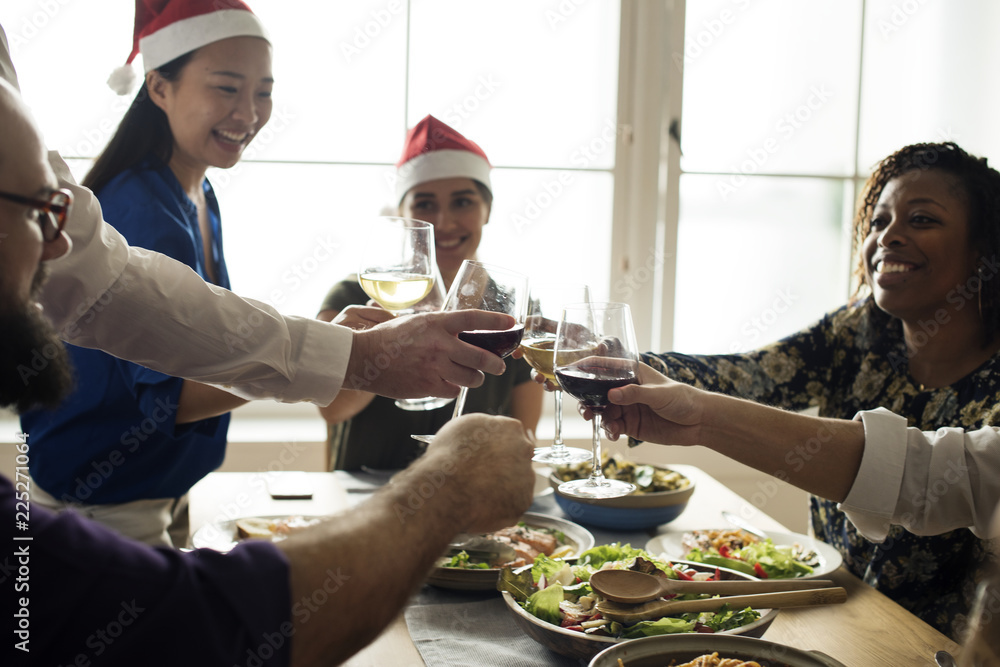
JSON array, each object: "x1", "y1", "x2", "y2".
[
  {"x1": 190, "y1": 515, "x2": 327, "y2": 552},
  {"x1": 499, "y1": 544, "x2": 778, "y2": 661},
  {"x1": 645, "y1": 528, "x2": 842, "y2": 579},
  {"x1": 427, "y1": 512, "x2": 594, "y2": 591}
]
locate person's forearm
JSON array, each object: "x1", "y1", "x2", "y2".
[
  {"x1": 175, "y1": 380, "x2": 249, "y2": 424},
  {"x1": 277, "y1": 448, "x2": 473, "y2": 666},
  {"x1": 317, "y1": 388, "x2": 376, "y2": 425},
  {"x1": 699, "y1": 392, "x2": 865, "y2": 502}
]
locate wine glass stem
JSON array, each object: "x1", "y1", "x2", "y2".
[
  {"x1": 451, "y1": 387, "x2": 470, "y2": 420},
  {"x1": 552, "y1": 389, "x2": 565, "y2": 449},
  {"x1": 588, "y1": 412, "x2": 606, "y2": 485}
]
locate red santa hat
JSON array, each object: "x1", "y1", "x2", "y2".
[
  {"x1": 107, "y1": 0, "x2": 269, "y2": 95},
  {"x1": 394, "y1": 115, "x2": 492, "y2": 203}
]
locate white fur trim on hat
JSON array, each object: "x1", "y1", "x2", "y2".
[
  {"x1": 139, "y1": 9, "x2": 269, "y2": 73},
  {"x1": 394, "y1": 149, "x2": 492, "y2": 203},
  {"x1": 107, "y1": 63, "x2": 138, "y2": 96}
]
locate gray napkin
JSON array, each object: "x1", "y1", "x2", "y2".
[{"x1": 405, "y1": 592, "x2": 587, "y2": 667}]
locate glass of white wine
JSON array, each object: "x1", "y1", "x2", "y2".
[
  {"x1": 357, "y1": 217, "x2": 435, "y2": 314},
  {"x1": 394, "y1": 263, "x2": 455, "y2": 412},
  {"x1": 521, "y1": 283, "x2": 593, "y2": 464}
]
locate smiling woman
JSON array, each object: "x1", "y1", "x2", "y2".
[
  {"x1": 639, "y1": 141, "x2": 1000, "y2": 640},
  {"x1": 19, "y1": 0, "x2": 274, "y2": 549}
]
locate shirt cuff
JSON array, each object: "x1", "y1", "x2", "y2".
[
  {"x1": 286, "y1": 320, "x2": 353, "y2": 406},
  {"x1": 838, "y1": 407, "x2": 908, "y2": 542}
]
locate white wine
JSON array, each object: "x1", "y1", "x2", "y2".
[
  {"x1": 519, "y1": 335, "x2": 558, "y2": 384},
  {"x1": 359, "y1": 272, "x2": 434, "y2": 311}
]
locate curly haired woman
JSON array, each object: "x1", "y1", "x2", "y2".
[{"x1": 641, "y1": 142, "x2": 1000, "y2": 638}]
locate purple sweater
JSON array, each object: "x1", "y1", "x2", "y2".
[{"x1": 1, "y1": 474, "x2": 292, "y2": 666}]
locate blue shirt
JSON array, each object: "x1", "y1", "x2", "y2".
[{"x1": 22, "y1": 160, "x2": 232, "y2": 503}]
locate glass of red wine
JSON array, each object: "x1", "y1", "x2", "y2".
[
  {"x1": 553, "y1": 302, "x2": 639, "y2": 499},
  {"x1": 411, "y1": 260, "x2": 529, "y2": 443}
]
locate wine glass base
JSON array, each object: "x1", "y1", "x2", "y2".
[
  {"x1": 558, "y1": 478, "x2": 635, "y2": 499},
  {"x1": 532, "y1": 446, "x2": 593, "y2": 465},
  {"x1": 395, "y1": 396, "x2": 455, "y2": 412}
]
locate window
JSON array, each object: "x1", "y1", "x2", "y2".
[
  {"x1": 3, "y1": 0, "x2": 620, "y2": 321},
  {"x1": 3, "y1": 0, "x2": 998, "y2": 385},
  {"x1": 672, "y1": 0, "x2": 1000, "y2": 353}
]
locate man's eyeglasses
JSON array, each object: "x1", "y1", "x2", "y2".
[{"x1": 0, "y1": 188, "x2": 73, "y2": 242}]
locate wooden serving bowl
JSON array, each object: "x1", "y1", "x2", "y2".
[{"x1": 501, "y1": 560, "x2": 778, "y2": 662}]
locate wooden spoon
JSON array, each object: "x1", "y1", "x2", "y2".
[
  {"x1": 596, "y1": 587, "x2": 847, "y2": 623},
  {"x1": 590, "y1": 569, "x2": 836, "y2": 604}
]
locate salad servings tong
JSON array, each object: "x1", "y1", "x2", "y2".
[
  {"x1": 596, "y1": 586, "x2": 848, "y2": 623},
  {"x1": 589, "y1": 568, "x2": 837, "y2": 604}
]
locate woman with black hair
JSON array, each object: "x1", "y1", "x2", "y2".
[{"x1": 21, "y1": 0, "x2": 272, "y2": 547}]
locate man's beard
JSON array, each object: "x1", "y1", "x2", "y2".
[{"x1": 0, "y1": 265, "x2": 74, "y2": 413}]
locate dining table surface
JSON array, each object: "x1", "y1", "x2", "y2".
[{"x1": 187, "y1": 465, "x2": 963, "y2": 666}]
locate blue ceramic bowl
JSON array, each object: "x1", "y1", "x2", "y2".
[{"x1": 549, "y1": 472, "x2": 695, "y2": 530}]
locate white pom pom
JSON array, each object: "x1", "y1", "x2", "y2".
[{"x1": 107, "y1": 64, "x2": 137, "y2": 96}]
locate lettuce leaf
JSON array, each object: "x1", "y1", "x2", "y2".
[
  {"x1": 532, "y1": 554, "x2": 567, "y2": 584},
  {"x1": 621, "y1": 616, "x2": 696, "y2": 638},
  {"x1": 525, "y1": 584, "x2": 564, "y2": 625},
  {"x1": 737, "y1": 541, "x2": 814, "y2": 577}
]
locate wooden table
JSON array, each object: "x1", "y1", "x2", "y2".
[{"x1": 188, "y1": 468, "x2": 961, "y2": 666}]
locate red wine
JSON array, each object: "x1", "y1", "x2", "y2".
[
  {"x1": 554, "y1": 363, "x2": 637, "y2": 411},
  {"x1": 458, "y1": 325, "x2": 525, "y2": 358}
]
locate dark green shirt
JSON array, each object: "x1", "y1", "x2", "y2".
[{"x1": 321, "y1": 279, "x2": 534, "y2": 471}]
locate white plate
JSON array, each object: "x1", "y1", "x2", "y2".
[
  {"x1": 427, "y1": 511, "x2": 595, "y2": 590},
  {"x1": 190, "y1": 515, "x2": 327, "y2": 552},
  {"x1": 645, "y1": 529, "x2": 842, "y2": 579}
]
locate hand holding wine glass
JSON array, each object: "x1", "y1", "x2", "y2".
[
  {"x1": 357, "y1": 217, "x2": 435, "y2": 314},
  {"x1": 554, "y1": 302, "x2": 639, "y2": 499},
  {"x1": 411, "y1": 260, "x2": 529, "y2": 443},
  {"x1": 521, "y1": 283, "x2": 593, "y2": 464}
]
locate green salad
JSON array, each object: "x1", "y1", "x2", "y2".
[
  {"x1": 679, "y1": 528, "x2": 818, "y2": 579},
  {"x1": 500, "y1": 543, "x2": 761, "y2": 638}
]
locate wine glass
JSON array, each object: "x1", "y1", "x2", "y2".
[
  {"x1": 357, "y1": 217, "x2": 435, "y2": 314},
  {"x1": 553, "y1": 302, "x2": 639, "y2": 499},
  {"x1": 394, "y1": 263, "x2": 455, "y2": 412},
  {"x1": 521, "y1": 283, "x2": 594, "y2": 464},
  {"x1": 958, "y1": 573, "x2": 1000, "y2": 666},
  {"x1": 411, "y1": 260, "x2": 529, "y2": 443}
]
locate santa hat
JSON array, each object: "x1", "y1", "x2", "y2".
[
  {"x1": 394, "y1": 115, "x2": 492, "y2": 203},
  {"x1": 107, "y1": 0, "x2": 269, "y2": 95}
]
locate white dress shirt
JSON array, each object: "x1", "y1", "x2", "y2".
[{"x1": 841, "y1": 407, "x2": 1000, "y2": 540}]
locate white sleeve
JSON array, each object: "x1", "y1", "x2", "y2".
[
  {"x1": 0, "y1": 26, "x2": 18, "y2": 90},
  {"x1": 840, "y1": 407, "x2": 1000, "y2": 540},
  {"x1": 40, "y1": 153, "x2": 351, "y2": 406}
]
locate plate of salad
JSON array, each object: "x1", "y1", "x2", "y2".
[
  {"x1": 498, "y1": 543, "x2": 777, "y2": 661},
  {"x1": 645, "y1": 528, "x2": 842, "y2": 579},
  {"x1": 427, "y1": 512, "x2": 594, "y2": 591}
]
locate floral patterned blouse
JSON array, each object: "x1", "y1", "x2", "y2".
[{"x1": 643, "y1": 298, "x2": 1000, "y2": 639}]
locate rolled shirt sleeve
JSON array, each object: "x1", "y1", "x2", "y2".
[{"x1": 840, "y1": 407, "x2": 1000, "y2": 540}]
